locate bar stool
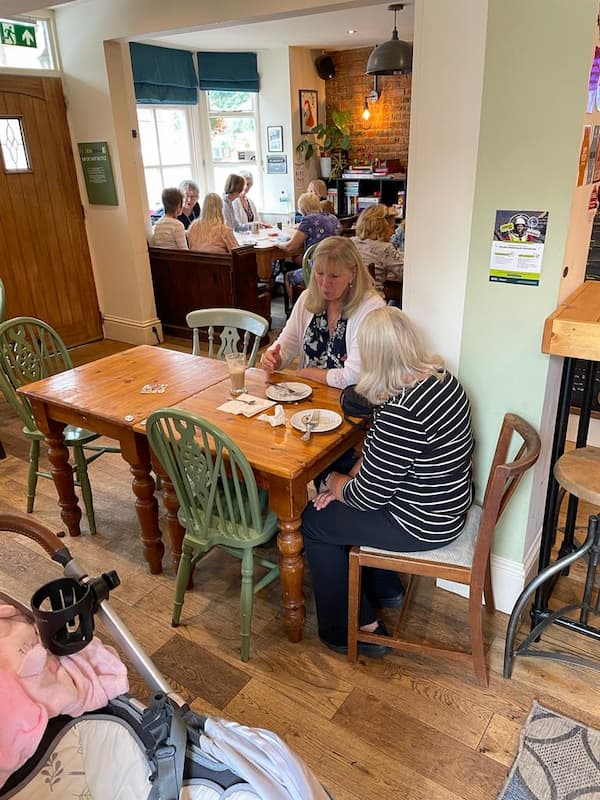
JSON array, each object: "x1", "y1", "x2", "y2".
[{"x1": 504, "y1": 446, "x2": 600, "y2": 677}]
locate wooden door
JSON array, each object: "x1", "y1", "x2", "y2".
[{"x1": 0, "y1": 75, "x2": 102, "y2": 346}]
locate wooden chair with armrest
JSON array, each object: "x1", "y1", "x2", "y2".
[
  {"x1": 0, "y1": 317, "x2": 120, "y2": 533},
  {"x1": 347, "y1": 412, "x2": 541, "y2": 685},
  {"x1": 186, "y1": 308, "x2": 269, "y2": 367}
]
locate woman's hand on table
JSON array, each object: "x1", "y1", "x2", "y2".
[{"x1": 260, "y1": 344, "x2": 282, "y2": 372}]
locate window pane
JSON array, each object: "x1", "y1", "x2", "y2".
[
  {"x1": 208, "y1": 91, "x2": 252, "y2": 112},
  {"x1": 156, "y1": 108, "x2": 190, "y2": 166},
  {"x1": 0, "y1": 19, "x2": 55, "y2": 70},
  {"x1": 144, "y1": 167, "x2": 164, "y2": 212},
  {"x1": 162, "y1": 166, "x2": 195, "y2": 192},
  {"x1": 137, "y1": 108, "x2": 159, "y2": 166},
  {"x1": 209, "y1": 116, "x2": 256, "y2": 162},
  {"x1": 0, "y1": 117, "x2": 30, "y2": 170}
]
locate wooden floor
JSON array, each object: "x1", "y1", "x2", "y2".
[{"x1": 1, "y1": 338, "x2": 600, "y2": 799}]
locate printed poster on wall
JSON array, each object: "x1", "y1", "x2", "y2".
[{"x1": 489, "y1": 210, "x2": 548, "y2": 286}]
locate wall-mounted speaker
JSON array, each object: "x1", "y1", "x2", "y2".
[{"x1": 315, "y1": 54, "x2": 335, "y2": 81}]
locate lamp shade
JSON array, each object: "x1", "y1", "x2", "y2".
[{"x1": 366, "y1": 35, "x2": 413, "y2": 75}]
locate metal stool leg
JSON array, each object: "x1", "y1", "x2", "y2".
[{"x1": 504, "y1": 515, "x2": 600, "y2": 678}]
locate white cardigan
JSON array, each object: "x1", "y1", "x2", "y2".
[
  {"x1": 272, "y1": 291, "x2": 385, "y2": 388},
  {"x1": 233, "y1": 196, "x2": 260, "y2": 226}
]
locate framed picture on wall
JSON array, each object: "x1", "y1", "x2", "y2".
[
  {"x1": 299, "y1": 89, "x2": 318, "y2": 134},
  {"x1": 267, "y1": 125, "x2": 283, "y2": 153}
]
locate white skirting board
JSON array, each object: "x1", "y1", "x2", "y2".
[
  {"x1": 436, "y1": 533, "x2": 541, "y2": 615},
  {"x1": 102, "y1": 314, "x2": 163, "y2": 346}
]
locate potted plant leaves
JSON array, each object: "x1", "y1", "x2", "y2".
[{"x1": 296, "y1": 108, "x2": 352, "y2": 179}]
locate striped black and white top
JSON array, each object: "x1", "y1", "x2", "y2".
[{"x1": 343, "y1": 371, "x2": 474, "y2": 544}]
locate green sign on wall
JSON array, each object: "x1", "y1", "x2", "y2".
[
  {"x1": 0, "y1": 21, "x2": 36, "y2": 48},
  {"x1": 78, "y1": 141, "x2": 118, "y2": 206}
]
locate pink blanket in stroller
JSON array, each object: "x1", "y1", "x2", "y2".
[{"x1": 0, "y1": 603, "x2": 128, "y2": 789}]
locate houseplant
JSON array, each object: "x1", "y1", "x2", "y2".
[{"x1": 296, "y1": 108, "x2": 352, "y2": 179}]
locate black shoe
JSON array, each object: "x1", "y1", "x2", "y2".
[
  {"x1": 320, "y1": 621, "x2": 391, "y2": 659},
  {"x1": 373, "y1": 586, "x2": 406, "y2": 609}
]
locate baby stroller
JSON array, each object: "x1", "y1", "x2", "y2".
[{"x1": 0, "y1": 513, "x2": 331, "y2": 800}]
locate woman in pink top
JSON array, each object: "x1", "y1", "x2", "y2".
[{"x1": 187, "y1": 193, "x2": 239, "y2": 254}]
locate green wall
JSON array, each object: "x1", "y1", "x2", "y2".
[{"x1": 459, "y1": 0, "x2": 596, "y2": 560}]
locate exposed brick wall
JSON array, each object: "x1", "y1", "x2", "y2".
[{"x1": 324, "y1": 47, "x2": 411, "y2": 170}]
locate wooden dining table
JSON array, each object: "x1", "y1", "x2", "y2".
[{"x1": 18, "y1": 345, "x2": 364, "y2": 642}]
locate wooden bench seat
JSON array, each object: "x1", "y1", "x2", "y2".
[{"x1": 149, "y1": 245, "x2": 271, "y2": 339}]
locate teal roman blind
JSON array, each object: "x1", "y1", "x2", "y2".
[
  {"x1": 196, "y1": 52, "x2": 259, "y2": 93},
  {"x1": 130, "y1": 42, "x2": 198, "y2": 105}
]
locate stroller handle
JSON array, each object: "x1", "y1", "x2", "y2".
[{"x1": 0, "y1": 513, "x2": 73, "y2": 566}]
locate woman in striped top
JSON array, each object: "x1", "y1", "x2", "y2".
[{"x1": 302, "y1": 306, "x2": 474, "y2": 657}]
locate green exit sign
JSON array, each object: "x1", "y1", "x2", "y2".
[{"x1": 0, "y1": 21, "x2": 36, "y2": 48}]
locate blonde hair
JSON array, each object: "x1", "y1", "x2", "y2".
[
  {"x1": 297, "y1": 192, "x2": 322, "y2": 215},
  {"x1": 304, "y1": 236, "x2": 378, "y2": 317},
  {"x1": 308, "y1": 179, "x2": 328, "y2": 199},
  {"x1": 187, "y1": 193, "x2": 224, "y2": 240},
  {"x1": 320, "y1": 199, "x2": 335, "y2": 214},
  {"x1": 356, "y1": 307, "x2": 444, "y2": 405},
  {"x1": 355, "y1": 204, "x2": 396, "y2": 242}
]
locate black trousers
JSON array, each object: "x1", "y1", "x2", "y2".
[{"x1": 302, "y1": 500, "x2": 441, "y2": 647}]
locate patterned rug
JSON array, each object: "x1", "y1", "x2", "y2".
[{"x1": 498, "y1": 702, "x2": 600, "y2": 799}]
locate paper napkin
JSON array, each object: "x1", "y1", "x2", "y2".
[
  {"x1": 258, "y1": 404, "x2": 286, "y2": 427},
  {"x1": 217, "y1": 393, "x2": 276, "y2": 418}
]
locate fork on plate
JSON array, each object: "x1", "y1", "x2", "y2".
[{"x1": 301, "y1": 409, "x2": 320, "y2": 440}]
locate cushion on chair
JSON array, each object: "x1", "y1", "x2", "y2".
[{"x1": 360, "y1": 504, "x2": 483, "y2": 568}]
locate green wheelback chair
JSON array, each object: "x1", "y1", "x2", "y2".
[
  {"x1": 146, "y1": 409, "x2": 279, "y2": 661},
  {"x1": 301, "y1": 242, "x2": 318, "y2": 287},
  {"x1": 0, "y1": 317, "x2": 119, "y2": 533},
  {"x1": 185, "y1": 308, "x2": 268, "y2": 367}
]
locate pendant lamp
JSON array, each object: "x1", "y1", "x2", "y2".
[{"x1": 366, "y1": 3, "x2": 413, "y2": 76}]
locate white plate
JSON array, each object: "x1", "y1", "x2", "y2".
[
  {"x1": 265, "y1": 382, "x2": 313, "y2": 402},
  {"x1": 291, "y1": 409, "x2": 342, "y2": 434}
]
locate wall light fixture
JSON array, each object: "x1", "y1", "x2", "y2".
[{"x1": 362, "y1": 77, "x2": 379, "y2": 121}]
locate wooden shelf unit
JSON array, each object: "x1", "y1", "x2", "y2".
[{"x1": 327, "y1": 175, "x2": 406, "y2": 217}]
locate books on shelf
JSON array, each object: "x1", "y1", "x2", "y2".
[{"x1": 357, "y1": 196, "x2": 379, "y2": 211}]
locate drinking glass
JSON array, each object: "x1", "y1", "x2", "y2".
[{"x1": 225, "y1": 352, "x2": 247, "y2": 396}]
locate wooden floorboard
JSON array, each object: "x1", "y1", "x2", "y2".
[{"x1": 0, "y1": 337, "x2": 599, "y2": 799}]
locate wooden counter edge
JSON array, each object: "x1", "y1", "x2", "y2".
[{"x1": 542, "y1": 281, "x2": 600, "y2": 358}]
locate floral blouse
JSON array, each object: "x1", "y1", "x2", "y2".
[{"x1": 303, "y1": 310, "x2": 348, "y2": 368}]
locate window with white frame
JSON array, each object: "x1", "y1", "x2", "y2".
[
  {"x1": 205, "y1": 90, "x2": 260, "y2": 197},
  {"x1": 136, "y1": 106, "x2": 194, "y2": 212},
  {"x1": 0, "y1": 16, "x2": 57, "y2": 70}
]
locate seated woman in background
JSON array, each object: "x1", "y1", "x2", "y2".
[
  {"x1": 233, "y1": 170, "x2": 260, "y2": 227},
  {"x1": 187, "y1": 193, "x2": 239, "y2": 254},
  {"x1": 260, "y1": 236, "x2": 384, "y2": 388},
  {"x1": 294, "y1": 179, "x2": 329, "y2": 222},
  {"x1": 302, "y1": 306, "x2": 474, "y2": 656},
  {"x1": 150, "y1": 187, "x2": 188, "y2": 250},
  {"x1": 221, "y1": 174, "x2": 250, "y2": 232},
  {"x1": 178, "y1": 180, "x2": 201, "y2": 229},
  {"x1": 352, "y1": 204, "x2": 403, "y2": 294},
  {"x1": 278, "y1": 192, "x2": 342, "y2": 303}
]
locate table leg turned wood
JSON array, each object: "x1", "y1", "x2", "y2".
[
  {"x1": 160, "y1": 473, "x2": 185, "y2": 572},
  {"x1": 46, "y1": 423, "x2": 82, "y2": 537},
  {"x1": 278, "y1": 516, "x2": 306, "y2": 642},
  {"x1": 129, "y1": 460, "x2": 164, "y2": 575}
]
